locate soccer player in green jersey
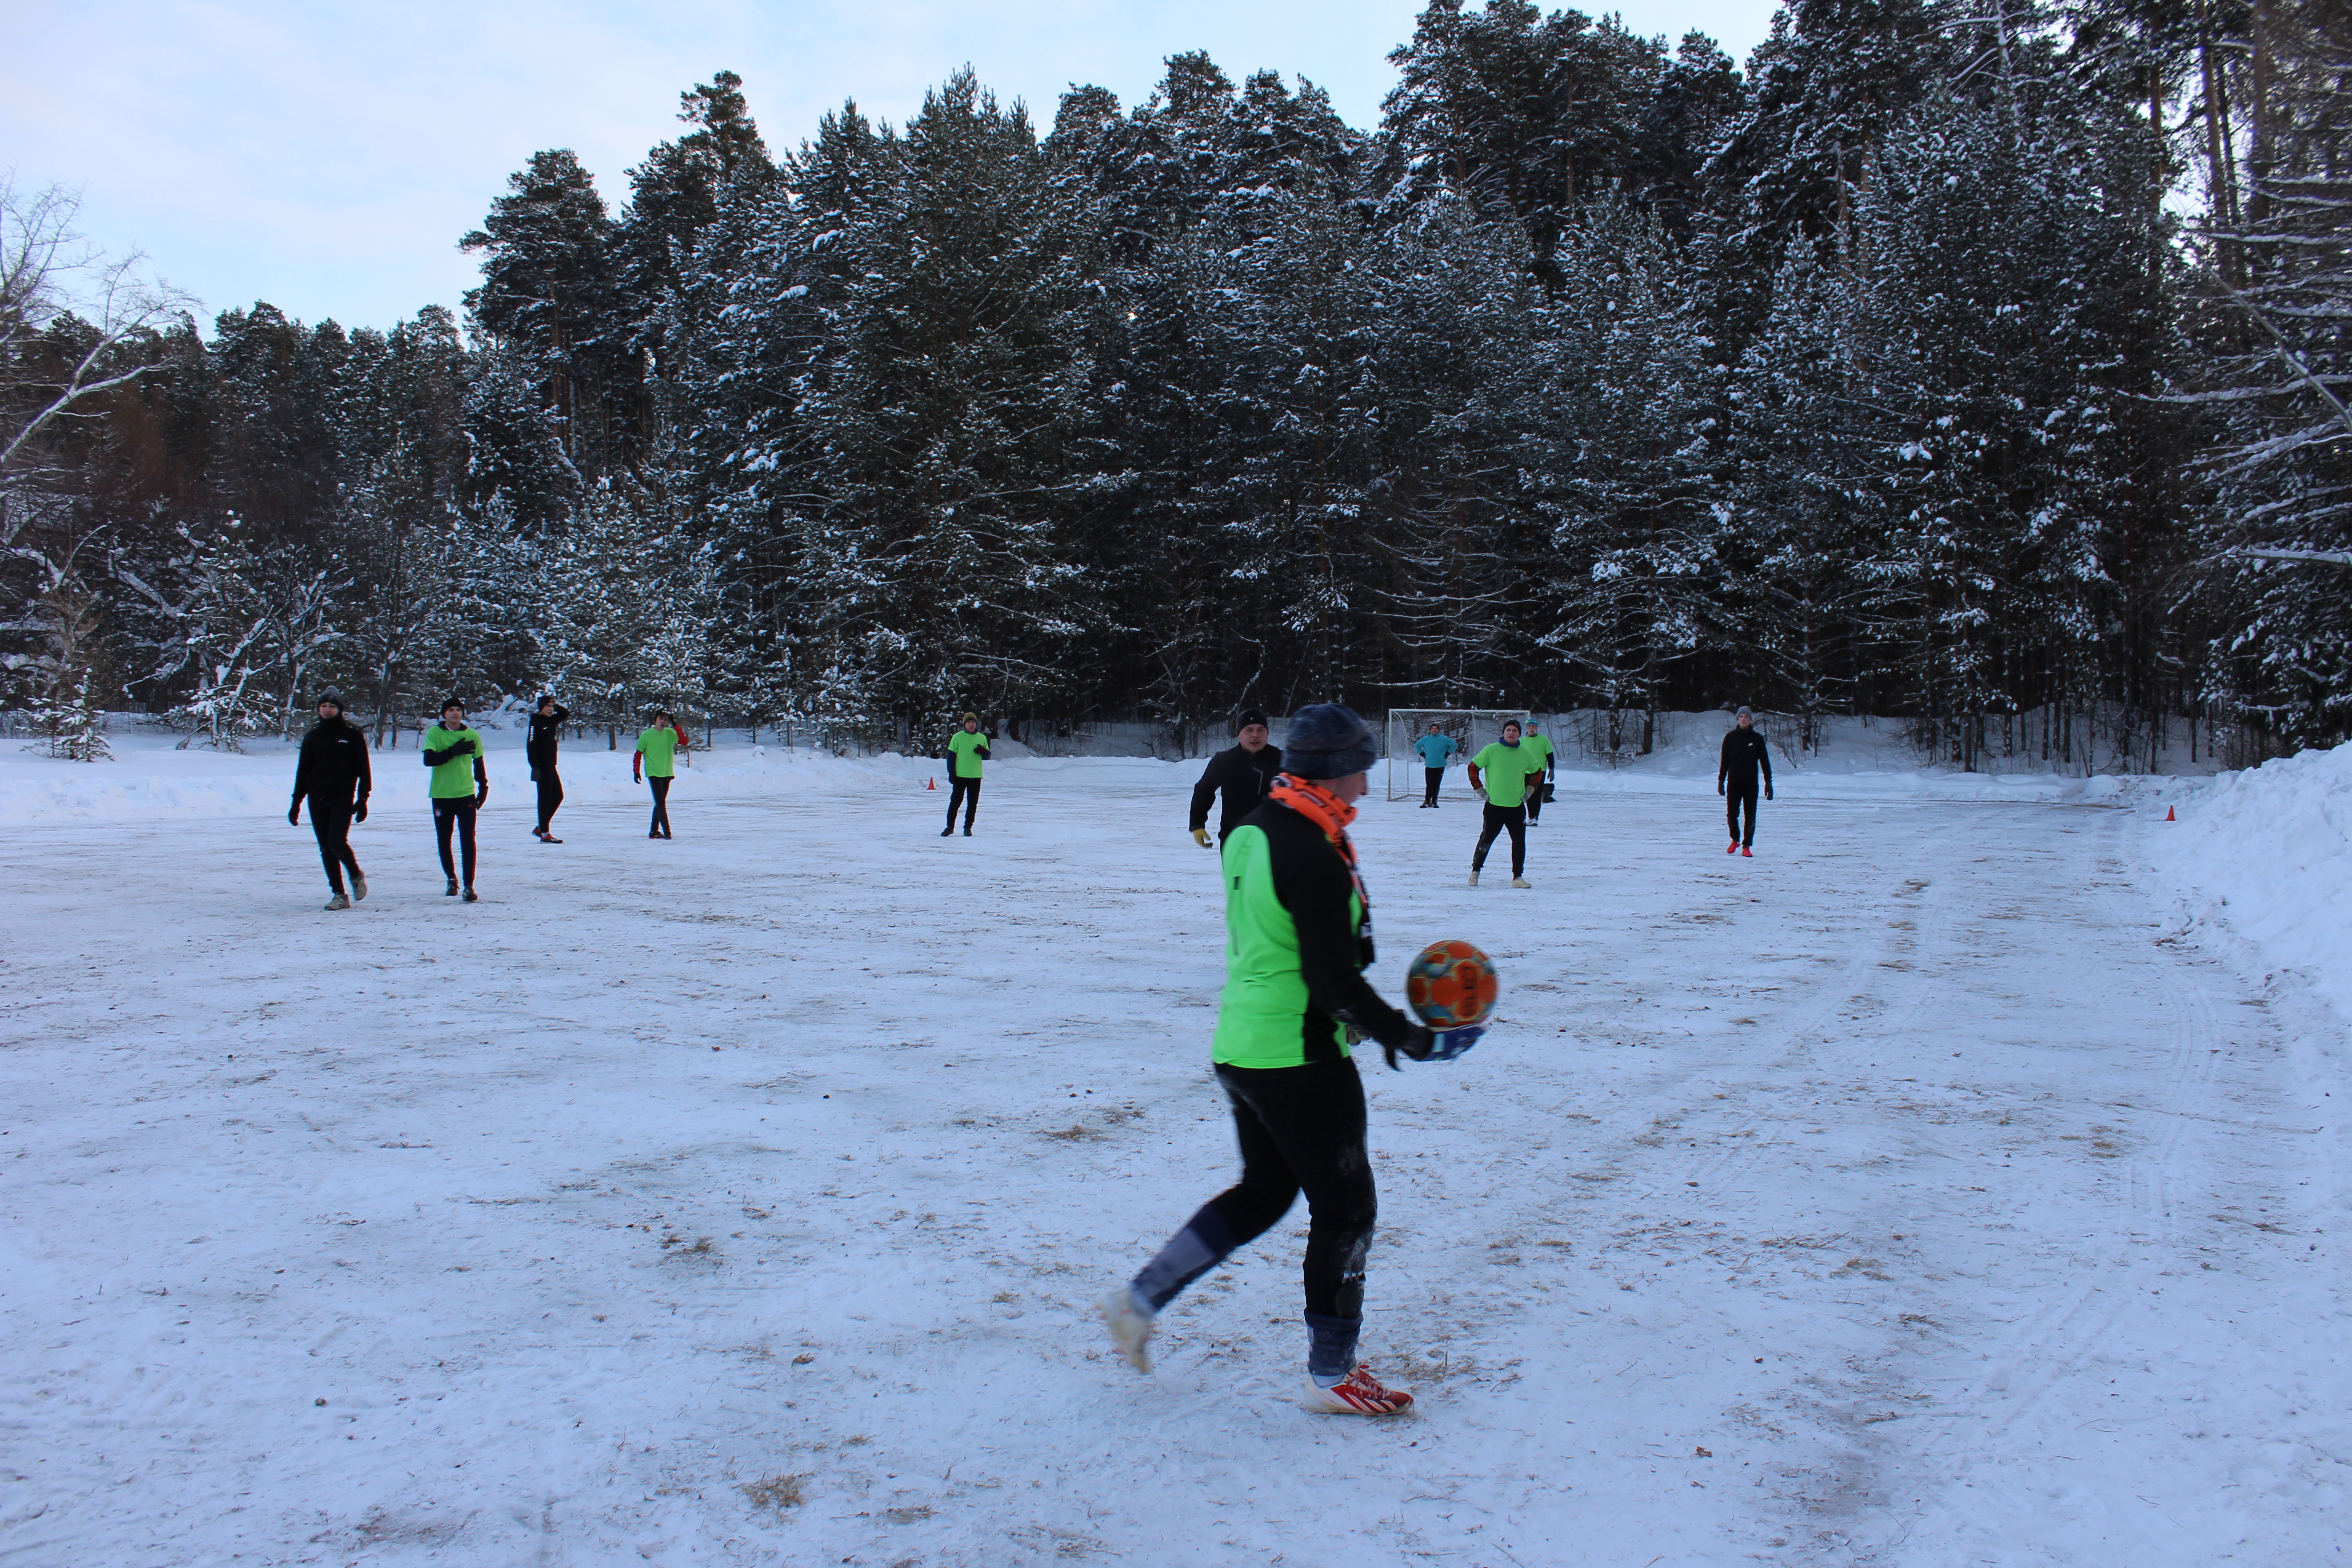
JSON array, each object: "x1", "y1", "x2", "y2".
[
  {"x1": 1098, "y1": 704, "x2": 1484, "y2": 1415},
  {"x1": 421, "y1": 698, "x2": 488, "y2": 901},
  {"x1": 942, "y1": 712, "x2": 990, "y2": 836},
  {"x1": 1465, "y1": 720, "x2": 1542, "y2": 887},
  {"x1": 633, "y1": 710, "x2": 685, "y2": 838}
]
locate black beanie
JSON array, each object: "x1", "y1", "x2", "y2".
[
  {"x1": 315, "y1": 692, "x2": 344, "y2": 714},
  {"x1": 1279, "y1": 703, "x2": 1376, "y2": 780},
  {"x1": 1236, "y1": 708, "x2": 1269, "y2": 732}
]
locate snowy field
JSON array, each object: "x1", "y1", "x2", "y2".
[{"x1": 3, "y1": 726, "x2": 2348, "y2": 1566}]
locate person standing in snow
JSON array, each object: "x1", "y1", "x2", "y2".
[
  {"x1": 422, "y1": 699, "x2": 488, "y2": 901},
  {"x1": 1099, "y1": 703, "x2": 1485, "y2": 1416},
  {"x1": 942, "y1": 712, "x2": 989, "y2": 836},
  {"x1": 635, "y1": 710, "x2": 684, "y2": 839},
  {"x1": 1466, "y1": 720, "x2": 1543, "y2": 887},
  {"x1": 1189, "y1": 708, "x2": 1284, "y2": 848},
  {"x1": 1520, "y1": 722, "x2": 1556, "y2": 825},
  {"x1": 1718, "y1": 706, "x2": 1774, "y2": 856},
  {"x1": 1411, "y1": 721, "x2": 1456, "y2": 808},
  {"x1": 526, "y1": 694, "x2": 568, "y2": 843},
  {"x1": 289, "y1": 692, "x2": 372, "y2": 910}
]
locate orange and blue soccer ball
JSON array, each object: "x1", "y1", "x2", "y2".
[{"x1": 1405, "y1": 940, "x2": 1498, "y2": 1029}]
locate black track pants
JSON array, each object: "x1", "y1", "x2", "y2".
[
  {"x1": 534, "y1": 768, "x2": 563, "y2": 833},
  {"x1": 648, "y1": 775, "x2": 673, "y2": 836},
  {"x1": 1422, "y1": 767, "x2": 1443, "y2": 806},
  {"x1": 1474, "y1": 802, "x2": 1526, "y2": 877},
  {"x1": 310, "y1": 797, "x2": 360, "y2": 895},
  {"x1": 1133, "y1": 1056, "x2": 1375, "y2": 1322},
  {"x1": 1726, "y1": 783, "x2": 1759, "y2": 846},
  {"x1": 1525, "y1": 775, "x2": 1546, "y2": 823},
  {"x1": 432, "y1": 798, "x2": 478, "y2": 887},
  {"x1": 946, "y1": 775, "x2": 980, "y2": 831}
]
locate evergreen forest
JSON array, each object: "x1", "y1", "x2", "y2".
[{"x1": 3, "y1": 0, "x2": 2347, "y2": 767}]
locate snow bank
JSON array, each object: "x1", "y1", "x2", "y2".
[{"x1": 2154, "y1": 740, "x2": 2352, "y2": 1025}]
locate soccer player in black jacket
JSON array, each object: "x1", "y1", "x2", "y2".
[
  {"x1": 526, "y1": 695, "x2": 568, "y2": 842},
  {"x1": 1188, "y1": 708, "x2": 1285, "y2": 848},
  {"x1": 289, "y1": 693, "x2": 372, "y2": 909},
  {"x1": 1717, "y1": 706, "x2": 1774, "y2": 856}
]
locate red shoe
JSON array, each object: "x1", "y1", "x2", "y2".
[
  {"x1": 1741, "y1": 846, "x2": 1753, "y2": 857},
  {"x1": 1304, "y1": 1364, "x2": 1413, "y2": 1416},
  {"x1": 1726, "y1": 841, "x2": 1739, "y2": 854}
]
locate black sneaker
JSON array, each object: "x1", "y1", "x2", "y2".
[
  {"x1": 461, "y1": 887, "x2": 479, "y2": 903},
  {"x1": 962, "y1": 827, "x2": 973, "y2": 836},
  {"x1": 940, "y1": 826, "x2": 952, "y2": 837},
  {"x1": 445, "y1": 879, "x2": 459, "y2": 897}
]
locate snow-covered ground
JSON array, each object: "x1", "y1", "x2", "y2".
[{"x1": 2, "y1": 724, "x2": 2346, "y2": 1566}]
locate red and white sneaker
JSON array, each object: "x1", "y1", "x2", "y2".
[
  {"x1": 1726, "y1": 840, "x2": 1739, "y2": 854},
  {"x1": 1304, "y1": 1364, "x2": 1413, "y2": 1416},
  {"x1": 1097, "y1": 1287, "x2": 1155, "y2": 1374}
]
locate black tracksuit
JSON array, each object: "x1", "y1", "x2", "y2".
[
  {"x1": 1719, "y1": 726, "x2": 1774, "y2": 846},
  {"x1": 526, "y1": 706, "x2": 568, "y2": 833},
  {"x1": 291, "y1": 719, "x2": 372, "y2": 896},
  {"x1": 1187, "y1": 742, "x2": 1286, "y2": 843}
]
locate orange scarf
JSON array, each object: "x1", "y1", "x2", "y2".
[{"x1": 1268, "y1": 773, "x2": 1367, "y2": 906}]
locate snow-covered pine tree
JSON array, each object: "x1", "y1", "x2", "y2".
[
  {"x1": 1536, "y1": 202, "x2": 1724, "y2": 753},
  {"x1": 1724, "y1": 250, "x2": 1875, "y2": 750},
  {"x1": 798, "y1": 69, "x2": 1088, "y2": 728},
  {"x1": 2186, "y1": 0, "x2": 2352, "y2": 749}
]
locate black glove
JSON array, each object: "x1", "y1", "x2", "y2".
[
  {"x1": 1381, "y1": 1025, "x2": 1487, "y2": 1071},
  {"x1": 976, "y1": 744, "x2": 992, "y2": 761},
  {"x1": 288, "y1": 804, "x2": 300, "y2": 826},
  {"x1": 475, "y1": 784, "x2": 489, "y2": 807},
  {"x1": 1765, "y1": 784, "x2": 1774, "y2": 801},
  {"x1": 529, "y1": 765, "x2": 539, "y2": 783},
  {"x1": 353, "y1": 799, "x2": 368, "y2": 823},
  {"x1": 1717, "y1": 780, "x2": 1725, "y2": 796}
]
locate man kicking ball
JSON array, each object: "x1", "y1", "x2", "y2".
[{"x1": 1099, "y1": 703, "x2": 1484, "y2": 1414}]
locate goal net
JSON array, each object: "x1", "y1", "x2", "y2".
[{"x1": 1384, "y1": 709, "x2": 1532, "y2": 801}]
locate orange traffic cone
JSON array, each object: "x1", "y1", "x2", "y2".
[
  {"x1": 927, "y1": 776, "x2": 936, "y2": 790},
  {"x1": 2165, "y1": 804, "x2": 2175, "y2": 821}
]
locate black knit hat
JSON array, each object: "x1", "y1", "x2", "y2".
[
  {"x1": 315, "y1": 692, "x2": 344, "y2": 714},
  {"x1": 441, "y1": 696, "x2": 464, "y2": 715},
  {"x1": 1236, "y1": 708, "x2": 1269, "y2": 732},
  {"x1": 1280, "y1": 703, "x2": 1376, "y2": 780}
]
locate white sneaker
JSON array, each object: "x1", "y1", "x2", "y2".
[
  {"x1": 350, "y1": 872, "x2": 367, "y2": 902},
  {"x1": 1098, "y1": 1286, "x2": 1155, "y2": 1373},
  {"x1": 1466, "y1": 870, "x2": 1480, "y2": 887},
  {"x1": 1510, "y1": 877, "x2": 1531, "y2": 888},
  {"x1": 1303, "y1": 1364, "x2": 1413, "y2": 1415}
]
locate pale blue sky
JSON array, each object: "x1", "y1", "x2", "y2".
[{"x1": 5, "y1": 0, "x2": 1781, "y2": 334}]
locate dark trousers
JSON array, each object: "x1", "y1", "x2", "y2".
[
  {"x1": 1474, "y1": 801, "x2": 1526, "y2": 876},
  {"x1": 648, "y1": 774, "x2": 673, "y2": 836},
  {"x1": 1134, "y1": 1056, "x2": 1375, "y2": 1323},
  {"x1": 1422, "y1": 766, "x2": 1443, "y2": 806},
  {"x1": 1525, "y1": 773, "x2": 1548, "y2": 823},
  {"x1": 310, "y1": 797, "x2": 360, "y2": 895},
  {"x1": 432, "y1": 798, "x2": 478, "y2": 887},
  {"x1": 534, "y1": 767, "x2": 563, "y2": 832},
  {"x1": 1726, "y1": 783, "x2": 1759, "y2": 846},
  {"x1": 946, "y1": 775, "x2": 980, "y2": 831}
]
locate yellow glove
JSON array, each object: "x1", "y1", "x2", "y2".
[{"x1": 1191, "y1": 828, "x2": 1214, "y2": 849}]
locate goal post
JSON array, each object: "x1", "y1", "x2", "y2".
[{"x1": 1384, "y1": 709, "x2": 1532, "y2": 801}]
